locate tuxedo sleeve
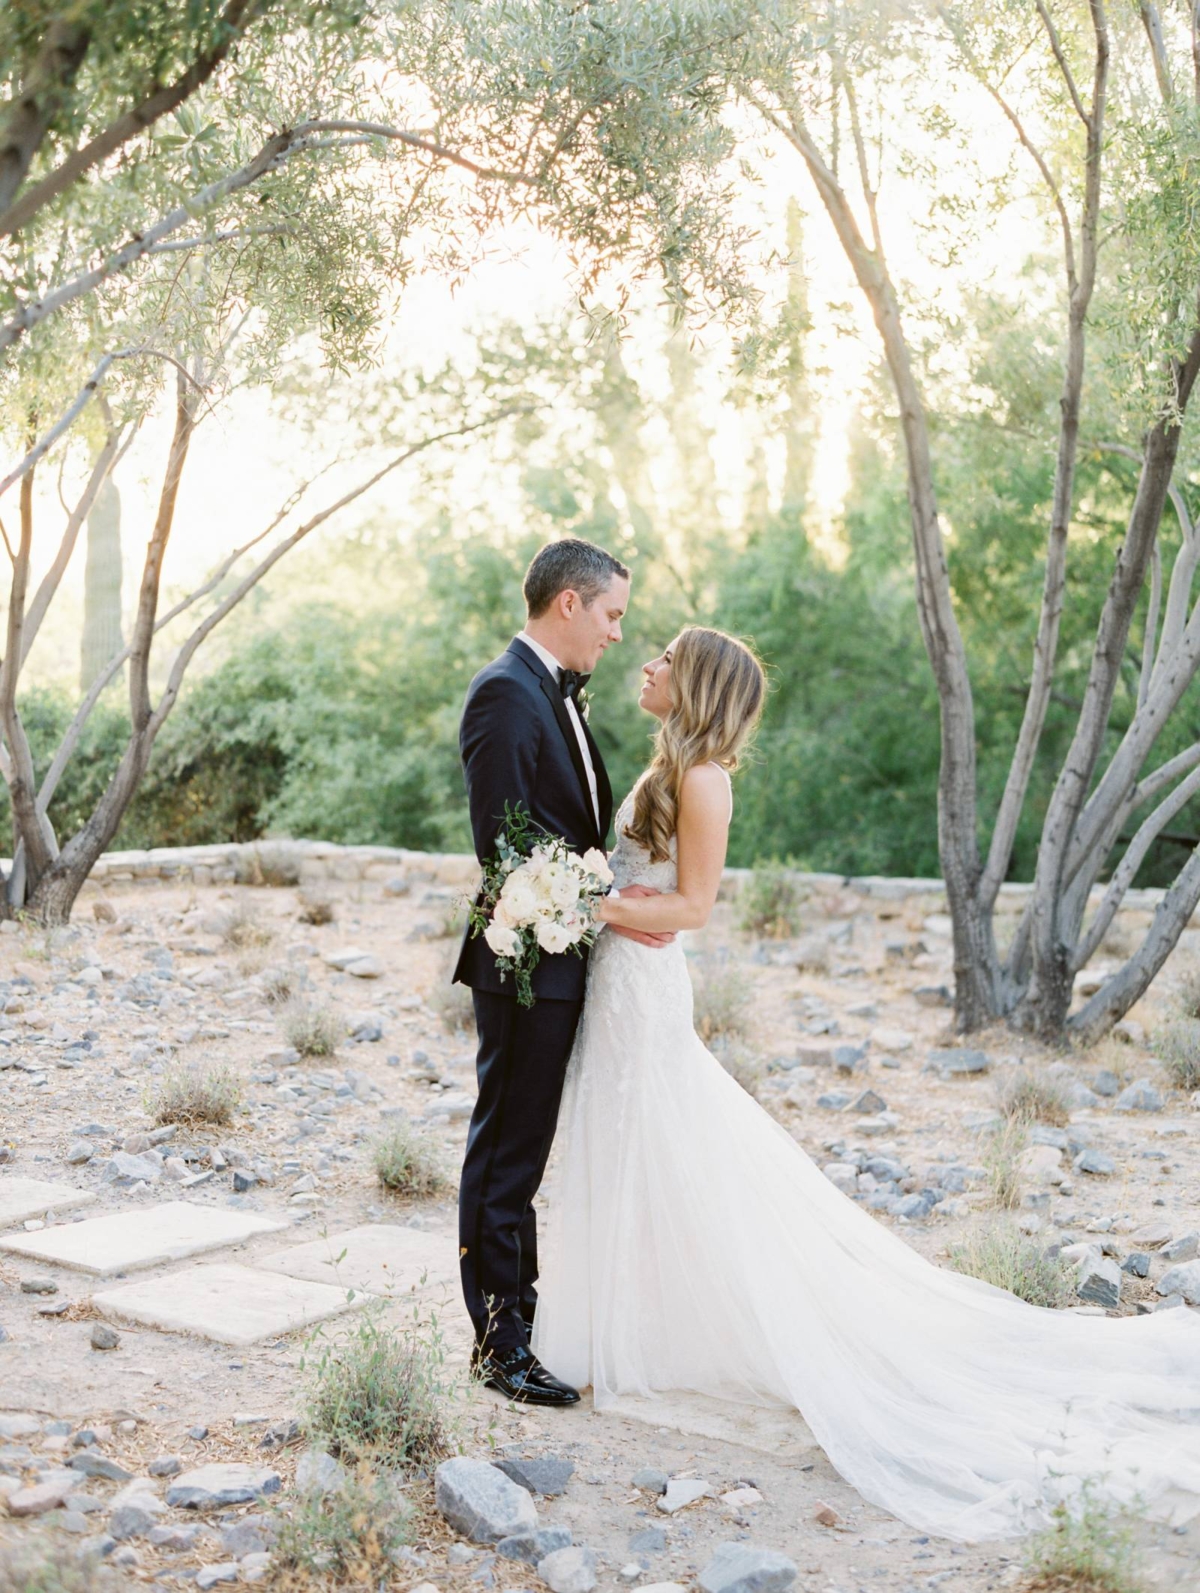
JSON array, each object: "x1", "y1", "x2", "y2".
[{"x1": 460, "y1": 675, "x2": 542, "y2": 863}]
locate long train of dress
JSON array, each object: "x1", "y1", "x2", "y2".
[{"x1": 533, "y1": 784, "x2": 1200, "y2": 1541}]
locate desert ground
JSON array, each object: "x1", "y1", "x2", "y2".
[{"x1": 0, "y1": 843, "x2": 1197, "y2": 1592}]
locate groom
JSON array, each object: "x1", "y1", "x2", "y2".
[{"x1": 454, "y1": 537, "x2": 671, "y2": 1405}]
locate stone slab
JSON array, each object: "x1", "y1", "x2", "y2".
[
  {"x1": 0, "y1": 1177, "x2": 96, "y2": 1229},
  {"x1": 256, "y1": 1223, "x2": 458, "y2": 1300},
  {"x1": 0, "y1": 1201, "x2": 286, "y2": 1276},
  {"x1": 93, "y1": 1262, "x2": 373, "y2": 1345}
]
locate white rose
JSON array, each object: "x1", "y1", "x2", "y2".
[
  {"x1": 525, "y1": 846, "x2": 552, "y2": 878},
  {"x1": 484, "y1": 921, "x2": 520, "y2": 958},
  {"x1": 582, "y1": 847, "x2": 614, "y2": 885},
  {"x1": 536, "y1": 920, "x2": 574, "y2": 954},
  {"x1": 492, "y1": 896, "x2": 518, "y2": 928}
]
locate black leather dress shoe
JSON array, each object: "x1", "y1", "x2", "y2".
[{"x1": 472, "y1": 1344, "x2": 580, "y2": 1406}]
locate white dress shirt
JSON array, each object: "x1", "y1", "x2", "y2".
[{"x1": 516, "y1": 630, "x2": 601, "y2": 833}]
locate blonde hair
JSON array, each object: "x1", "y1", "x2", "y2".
[{"x1": 625, "y1": 626, "x2": 766, "y2": 864}]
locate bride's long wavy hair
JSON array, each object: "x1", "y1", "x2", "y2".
[{"x1": 625, "y1": 626, "x2": 766, "y2": 864}]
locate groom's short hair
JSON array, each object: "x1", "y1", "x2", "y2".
[{"x1": 523, "y1": 538, "x2": 630, "y2": 618}]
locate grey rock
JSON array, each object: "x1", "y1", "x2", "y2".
[
  {"x1": 632, "y1": 1468, "x2": 669, "y2": 1495},
  {"x1": 196, "y1": 1564, "x2": 240, "y2": 1590},
  {"x1": 64, "y1": 1494, "x2": 103, "y2": 1514},
  {"x1": 259, "y1": 1418, "x2": 301, "y2": 1450},
  {"x1": 435, "y1": 1457, "x2": 538, "y2": 1544},
  {"x1": 913, "y1": 985, "x2": 951, "y2": 1007},
  {"x1": 658, "y1": 1477, "x2": 711, "y2": 1513},
  {"x1": 148, "y1": 1524, "x2": 201, "y2": 1550},
  {"x1": 20, "y1": 1277, "x2": 57, "y2": 1295},
  {"x1": 166, "y1": 1463, "x2": 281, "y2": 1510},
  {"x1": 448, "y1": 1544, "x2": 481, "y2": 1564},
  {"x1": 851, "y1": 1089, "x2": 887, "y2": 1115},
  {"x1": 1076, "y1": 1256, "x2": 1122, "y2": 1309},
  {"x1": 893, "y1": 1192, "x2": 936, "y2": 1220},
  {"x1": 1163, "y1": 1232, "x2": 1200, "y2": 1263},
  {"x1": 1158, "y1": 1260, "x2": 1200, "y2": 1304},
  {"x1": 1092, "y1": 1069, "x2": 1121, "y2": 1097},
  {"x1": 1121, "y1": 1252, "x2": 1151, "y2": 1278},
  {"x1": 69, "y1": 1452, "x2": 134, "y2": 1483},
  {"x1": 931, "y1": 1048, "x2": 990, "y2": 1077},
  {"x1": 1064, "y1": 1081, "x2": 1102, "y2": 1109},
  {"x1": 1073, "y1": 1148, "x2": 1116, "y2": 1176},
  {"x1": 537, "y1": 1546, "x2": 597, "y2": 1593},
  {"x1": 187, "y1": 1425, "x2": 209, "y2": 1442},
  {"x1": 148, "y1": 1455, "x2": 182, "y2": 1478},
  {"x1": 1113, "y1": 1078, "x2": 1163, "y2": 1113},
  {"x1": 231, "y1": 1169, "x2": 258, "y2": 1193},
  {"x1": 65, "y1": 1140, "x2": 94, "y2": 1165},
  {"x1": 816, "y1": 1091, "x2": 852, "y2": 1110},
  {"x1": 221, "y1": 1516, "x2": 277, "y2": 1557},
  {"x1": 629, "y1": 1527, "x2": 669, "y2": 1554},
  {"x1": 494, "y1": 1455, "x2": 574, "y2": 1497},
  {"x1": 109, "y1": 1503, "x2": 158, "y2": 1541},
  {"x1": 350, "y1": 1019, "x2": 384, "y2": 1043},
  {"x1": 102, "y1": 1151, "x2": 161, "y2": 1186},
  {"x1": 295, "y1": 1448, "x2": 345, "y2": 1497},
  {"x1": 90, "y1": 1322, "x2": 119, "y2": 1351},
  {"x1": 497, "y1": 1527, "x2": 572, "y2": 1565},
  {"x1": 698, "y1": 1542, "x2": 798, "y2": 1593},
  {"x1": 832, "y1": 1043, "x2": 868, "y2": 1075}
]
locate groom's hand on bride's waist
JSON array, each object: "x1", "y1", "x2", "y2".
[{"x1": 606, "y1": 884, "x2": 676, "y2": 948}]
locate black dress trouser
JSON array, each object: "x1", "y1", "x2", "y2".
[{"x1": 459, "y1": 987, "x2": 584, "y2": 1352}]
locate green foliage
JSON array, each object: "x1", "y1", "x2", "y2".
[
  {"x1": 948, "y1": 1225, "x2": 1072, "y2": 1310},
  {"x1": 996, "y1": 1069, "x2": 1071, "y2": 1129},
  {"x1": 689, "y1": 948, "x2": 754, "y2": 1044},
  {"x1": 148, "y1": 1062, "x2": 242, "y2": 1128},
  {"x1": 1151, "y1": 1017, "x2": 1200, "y2": 1093},
  {"x1": 737, "y1": 862, "x2": 805, "y2": 938},
  {"x1": 281, "y1": 997, "x2": 345, "y2": 1058},
  {"x1": 301, "y1": 1308, "x2": 454, "y2": 1471},
  {"x1": 373, "y1": 1122, "x2": 450, "y2": 1201},
  {"x1": 0, "y1": 1540, "x2": 114, "y2": 1592},
  {"x1": 273, "y1": 1463, "x2": 412, "y2": 1584},
  {"x1": 1023, "y1": 1481, "x2": 1147, "y2": 1593},
  {"x1": 982, "y1": 1119, "x2": 1026, "y2": 1211}
]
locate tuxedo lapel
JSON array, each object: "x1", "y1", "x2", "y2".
[{"x1": 507, "y1": 638, "x2": 601, "y2": 847}]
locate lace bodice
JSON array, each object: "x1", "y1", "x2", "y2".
[{"x1": 606, "y1": 765, "x2": 732, "y2": 894}]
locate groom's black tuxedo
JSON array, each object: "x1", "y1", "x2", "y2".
[{"x1": 454, "y1": 636, "x2": 614, "y2": 1352}]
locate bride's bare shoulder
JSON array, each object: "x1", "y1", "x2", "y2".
[{"x1": 678, "y1": 761, "x2": 732, "y2": 819}]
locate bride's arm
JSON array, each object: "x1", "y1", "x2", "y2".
[{"x1": 594, "y1": 763, "x2": 730, "y2": 934}]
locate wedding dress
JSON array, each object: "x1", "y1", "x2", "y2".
[{"x1": 533, "y1": 772, "x2": 1200, "y2": 1541}]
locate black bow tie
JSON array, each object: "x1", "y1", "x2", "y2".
[{"x1": 559, "y1": 669, "x2": 590, "y2": 703}]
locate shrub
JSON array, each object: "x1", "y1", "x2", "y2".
[
  {"x1": 996, "y1": 1069, "x2": 1071, "y2": 1128},
  {"x1": 301, "y1": 1309, "x2": 454, "y2": 1471},
  {"x1": 281, "y1": 997, "x2": 346, "y2": 1058},
  {"x1": 1151, "y1": 1016, "x2": 1200, "y2": 1092},
  {"x1": 373, "y1": 1122, "x2": 450, "y2": 1200},
  {"x1": 218, "y1": 900, "x2": 275, "y2": 950},
  {"x1": 710, "y1": 1038, "x2": 763, "y2": 1099},
  {"x1": 298, "y1": 888, "x2": 336, "y2": 926},
  {"x1": 690, "y1": 951, "x2": 754, "y2": 1044},
  {"x1": 0, "y1": 1540, "x2": 116, "y2": 1591},
  {"x1": 149, "y1": 1063, "x2": 242, "y2": 1128},
  {"x1": 273, "y1": 1463, "x2": 411, "y2": 1583},
  {"x1": 948, "y1": 1225, "x2": 1072, "y2": 1309},
  {"x1": 261, "y1": 963, "x2": 305, "y2": 1008},
  {"x1": 982, "y1": 1118, "x2": 1026, "y2": 1210},
  {"x1": 738, "y1": 863, "x2": 805, "y2": 938},
  {"x1": 1024, "y1": 1481, "x2": 1146, "y2": 1593},
  {"x1": 1175, "y1": 963, "x2": 1200, "y2": 1020}
]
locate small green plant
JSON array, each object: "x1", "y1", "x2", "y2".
[
  {"x1": 1023, "y1": 1481, "x2": 1146, "y2": 1592},
  {"x1": 235, "y1": 843, "x2": 303, "y2": 887},
  {"x1": 273, "y1": 1462, "x2": 411, "y2": 1582},
  {"x1": 282, "y1": 997, "x2": 346, "y2": 1058},
  {"x1": 301, "y1": 1308, "x2": 455, "y2": 1471},
  {"x1": 691, "y1": 951, "x2": 754, "y2": 1044},
  {"x1": 738, "y1": 862, "x2": 805, "y2": 938},
  {"x1": 0, "y1": 1540, "x2": 116, "y2": 1591},
  {"x1": 983, "y1": 1118, "x2": 1027, "y2": 1210},
  {"x1": 997, "y1": 1069, "x2": 1071, "y2": 1128},
  {"x1": 948, "y1": 1225, "x2": 1072, "y2": 1309},
  {"x1": 297, "y1": 888, "x2": 336, "y2": 926},
  {"x1": 373, "y1": 1122, "x2": 450, "y2": 1200},
  {"x1": 261, "y1": 963, "x2": 305, "y2": 1008},
  {"x1": 149, "y1": 1063, "x2": 242, "y2": 1128},
  {"x1": 1151, "y1": 1016, "x2": 1200, "y2": 1091},
  {"x1": 219, "y1": 899, "x2": 275, "y2": 950}
]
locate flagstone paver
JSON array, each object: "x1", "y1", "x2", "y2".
[
  {"x1": 93, "y1": 1261, "x2": 373, "y2": 1345},
  {"x1": 256, "y1": 1222, "x2": 457, "y2": 1299},
  {"x1": 0, "y1": 1200, "x2": 286, "y2": 1275},
  {"x1": 0, "y1": 1177, "x2": 96, "y2": 1229}
]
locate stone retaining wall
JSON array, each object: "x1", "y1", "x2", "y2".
[{"x1": 26, "y1": 837, "x2": 1170, "y2": 919}]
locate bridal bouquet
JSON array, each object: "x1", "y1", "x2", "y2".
[{"x1": 468, "y1": 804, "x2": 614, "y2": 1007}]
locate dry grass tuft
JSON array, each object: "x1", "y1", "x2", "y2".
[
  {"x1": 148, "y1": 1062, "x2": 242, "y2": 1128},
  {"x1": 691, "y1": 950, "x2": 754, "y2": 1044},
  {"x1": 982, "y1": 1118, "x2": 1027, "y2": 1210},
  {"x1": 281, "y1": 997, "x2": 346, "y2": 1058},
  {"x1": 996, "y1": 1069, "x2": 1071, "y2": 1128},
  {"x1": 0, "y1": 1538, "x2": 118, "y2": 1591},
  {"x1": 297, "y1": 888, "x2": 336, "y2": 926},
  {"x1": 1151, "y1": 1016, "x2": 1200, "y2": 1092},
  {"x1": 219, "y1": 899, "x2": 275, "y2": 951},
  {"x1": 948, "y1": 1224, "x2": 1072, "y2": 1309},
  {"x1": 235, "y1": 843, "x2": 303, "y2": 887},
  {"x1": 738, "y1": 863, "x2": 806, "y2": 938},
  {"x1": 373, "y1": 1121, "x2": 451, "y2": 1200},
  {"x1": 1022, "y1": 1482, "x2": 1147, "y2": 1592}
]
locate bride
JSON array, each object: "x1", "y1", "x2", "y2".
[{"x1": 532, "y1": 624, "x2": 1200, "y2": 1542}]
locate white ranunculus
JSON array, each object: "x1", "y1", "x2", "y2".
[
  {"x1": 582, "y1": 847, "x2": 614, "y2": 885},
  {"x1": 492, "y1": 895, "x2": 518, "y2": 928},
  {"x1": 536, "y1": 919, "x2": 574, "y2": 954},
  {"x1": 549, "y1": 870, "x2": 581, "y2": 907},
  {"x1": 524, "y1": 845, "x2": 552, "y2": 878},
  {"x1": 499, "y1": 874, "x2": 537, "y2": 921},
  {"x1": 484, "y1": 921, "x2": 520, "y2": 958}
]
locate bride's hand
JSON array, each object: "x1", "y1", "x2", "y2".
[{"x1": 599, "y1": 884, "x2": 677, "y2": 948}]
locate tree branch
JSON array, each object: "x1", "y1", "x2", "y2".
[
  {"x1": 1139, "y1": 2, "x2": 1174, "y2": 102},
  {"x1": 1035, "y1": 0, "x2": 1091, "y2": 126},
  {"x1": 0, "y1": 0, "x2": 269, "y2": 243},
  {"x1": 0, "y1": 20, "x2": 91, "y2": 214}
]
